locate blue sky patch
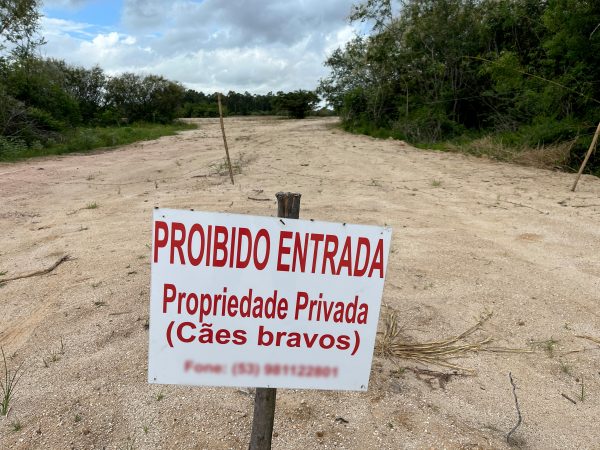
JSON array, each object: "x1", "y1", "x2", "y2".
[{"x1": 43, "y1": 0, "x2": 123, "y2": 30}]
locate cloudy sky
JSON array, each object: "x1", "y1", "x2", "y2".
[{"x1": 40, "y1": 0, "x2": 360, "y2": 94}]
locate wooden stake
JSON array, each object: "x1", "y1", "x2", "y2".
[
  {"x1": 571, "y1": 121, "x2": 600, "y2": 192},
  {"x1": 248, "y1": 388, "x2": 276, "y2": 450},
  {"x1": 217, "y1": 92, "x2": 235, "y2": 185},
  {"x1": 0, "y1": 254, "x2": 70, "y2": 285},
  {"x1": 275, "y1": 192, "x2": 301, "y2": 219},
  {"x1": 248, "y1": 192, "x2": 301, "y2": 450}
]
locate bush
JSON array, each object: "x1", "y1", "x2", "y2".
[
  {"x1": 274, "y1": 90, "x2": 319, "y2": 119},
  {"x1": 26, "y1": 107, "x2": 65, "y2": 132},
  {"x1": 498, "y1": 117, "x2": 581, "y2": 148},
  {"x1": 0, "y1": 122, "x2": 195, "y2": 161},
  {"x1": 0, "y1": 137, "x2": 28, "y2": 159}
]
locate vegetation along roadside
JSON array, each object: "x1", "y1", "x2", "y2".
[{"x1": 318, "y1": 0, "x2": 600, "y2": 175}]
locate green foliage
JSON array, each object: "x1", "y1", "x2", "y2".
[
  {"x1": 1, "y1": 347, "x2": 25, "y2": 416},
  {"x1": 274, "y1": 90, "x2": 319, "y2": 119},
  {"x1": 63, "y1": 65, "x2": 106, "y2": 122},
  {"x1": 0, "y1": 0, "x2": 44, "y2": 59},
  {"x1": 225, "y1": 90, "x2": 274, "y2": 115},
  {"x1": 25, "y1": 106, "x2": 64, "y2": 132},
  {"x1": 320, "y1": 0, "x2": 600, "y2": 173},
  {"x1": 0, "y1": 122, "x2": 195, "y2": 161},
  {"x1": 0, "y1": 136, "x2": 27, "y2": 159},
  {"x1": 9, "y1": 59, "x2": 82, "y2": 126},
  {"x1": 11, "y1": 419, "x2": 22, "y2": 431},
  {"x1": 497, "y1": 117, "x2": 582, "y2": 147},
  {"x1": 179, "y1": 90, "x2": 320, "y2": 118},
  {"x1": 104, "y1": 73, "x2": 185, "y2": 123}
]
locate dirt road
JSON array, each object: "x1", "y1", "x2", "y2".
[{"x1": 1, "y1": 117, "x2": 599, "y2": 449}]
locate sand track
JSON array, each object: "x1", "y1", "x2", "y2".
[{"x1": 0, "y1": 117, "x2": 599, "y2": 449}]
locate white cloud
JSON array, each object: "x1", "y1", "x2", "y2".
[
  {"x1": 40, "y1": 0, "x2": 360, "y2": 93},
  {"x1": 41, "y1": 17, "x2": 94, "y2": 36},
  {"x1": 44, "y1": 0, "x2": 91, "y2": 8}
]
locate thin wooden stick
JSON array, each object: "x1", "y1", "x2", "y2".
[
  {"x1": 572, "y1": 121, "x2": 600, "y2": 192},
  {"x1": 502, "y1": 200, "x2": 547, "y2": 215},
  {"x1": 0, "y1": 255, "x2": 70, "y2": 285},
  {"x1": 506, "y1": 372, "x2": 523, "y2": 444},
  {"x1": 217, "y1": 92, "x2": 235, "y2": 185}
]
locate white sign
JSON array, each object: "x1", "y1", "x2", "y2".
[{"x1": 148, "y1": 208, "x2": 391, "y2": 391}]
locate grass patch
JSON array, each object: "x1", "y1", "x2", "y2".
[
  {"x1": 1, "y1": 347, "x2": 25, "y2": 416},
  {"x1": 342, "y1": 121, "x2": 406, "y2": 140},
  {"x1": 123, "y1": 436, "x2": 136, "y2": 450},
  {"x1": 437, "y1": 135, "x2": 575, "y2": 170},
  {"x1": 341, "y1": 118, "x2": 599, "y2": 175},
  {"x1": 396, "y1": 131, "x2": 580, "y2": 173},
  {"x1": 210, "y1": 152, "x2": 251, "y2": 176},
  {"x1": 530, "y1": 338, "x2": 559, "y2": 358},
  {"x1": 0, "y1": 121, "x2": 195, "y2": 162},
  {"x1": 85, "y1": 202, "x2": 99, "y2": 210},
  {"x1": 559, "y1": 360, "x2": 572, "y2": 376}
]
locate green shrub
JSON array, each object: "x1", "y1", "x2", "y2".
[
  {"x1": 0, "y1": 122, "x2": 195, "y2": 161},
  {"x1": 0, "y1": 137, "x2": 28, "y2": 159}
]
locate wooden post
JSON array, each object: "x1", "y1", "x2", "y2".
[
  {"x1": 276, "y1": 192, "x2": 301, "y2": 220},
  {"x1": 248, "y1": 388, "x2": 277, "y2": 450},
  {"x1": 217, "y1": 92, "x2": 235, "y2": 185},
  {"x1": 248, "y1": 192, "x2": 301, "y2": 450},
  {"x1": 572, "y1": 121, "x2": 600, "y2": 192}
]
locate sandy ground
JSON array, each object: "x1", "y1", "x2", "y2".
[{"x1": 0, "y1": 116, "x2": 599, "y2": 450}]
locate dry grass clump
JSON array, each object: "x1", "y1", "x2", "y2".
[
  {"x1": 446, "y1": 136, "x2": 519, "y2": 161},
  {"x1": 210, "y1": 152, "x2": 253, "y2": 176},
  {"x1": 376, "y1": 311, "x2": 492, "y2": 372},
  {"x1": 446, "y1": 136, "x2": 574, "y2": 171},
  {"x1": 512, "y1": 139, "x2": 574, "y2": 170},
  {"x1": 376, "y1": 311, "x2": 529, "y2": 373}
]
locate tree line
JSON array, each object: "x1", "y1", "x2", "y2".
[
  {"x1": 180, "y1": 89, "x2": 321, "y2": 119},
  {"x1": 0, "y1": 58, "x2": 320, "y2": 153},
  {"x1": 319, "y1": 0, "x2": 600, "y2": 173}
]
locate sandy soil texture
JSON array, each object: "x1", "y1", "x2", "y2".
[{"x1": 0, "y1": 117, "x2": 599, "y2": 450}]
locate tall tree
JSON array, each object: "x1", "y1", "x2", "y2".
[
  {"x1": 0, "y1": 0, "x2": 44, "y2": 60},
  {"x1": 275, "y1": 90, "x2": 319, "y2": 119}
]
